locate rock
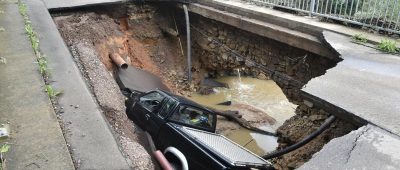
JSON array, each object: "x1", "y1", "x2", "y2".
[
  {"x1": 201, "y1": 78, "x2": 228, "y2": 88},
  {"x1": 209, "y1": 43, "x2": 216, "y2": 49},
  {"x1": 309, "y1": 115, "x2": 327, "y2": 122},
  {"x1": 198, "y1": 86, "x2": 215, "y2": 95},
  {"x1": 303, "y1": 100, "x2": 314, "y2": 108},
  {"x1": 257, "y1": 73, "x2": 269, "y2": 80},
  {"x1": 217, "y1": 101, "x2": 232, "y2": 106},
  {"x1": 231, "y1": 102, "x2": 276, "y2": 125},
  {"x1": 221, "y1": 53, "x2": 228, "y2": 60}
]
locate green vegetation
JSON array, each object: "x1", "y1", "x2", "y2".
[
  {"x1": 45, "y1": 85, "x2": 62, "y2": 98},
  {"x1": 18, "y1": 1, "x2": 61, "y2": 98},
  {"x1": 19, "y1": 1, "x2": 49, "y2": 76},
  {"x1": 38, "y1": 57, "x2": 48, "y2": 76},
  {"x1": 0, "y1": 27, "x2": 4, "y2": 32},
  {"x1": 351, "y1": 34, "x2": 368, "y2": 44},
  {"x1": 0, "y1": 144, "x2": 10, "y2": 170},
  {"x1": 377, "y1": 39, "x2": 400, "y2": 53}
]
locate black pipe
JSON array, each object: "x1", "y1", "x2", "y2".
[{"x1": 262, "y1": 115, "x2": 336, "y2": 160}]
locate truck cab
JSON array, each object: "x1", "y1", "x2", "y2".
[
  {"x1": 127, "y1": 90, "x2": 216, "y2": 135},
  {"x1": 126, "y1": 89, "x2": 273, "y2": 170}
]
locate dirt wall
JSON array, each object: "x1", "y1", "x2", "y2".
[{"x1": 184, "y1": 13, "x2": 338, "y2": 103}]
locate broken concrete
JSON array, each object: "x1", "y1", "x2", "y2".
[
  {"x1": 302, "y1": 31, "x2": 400, "y2": 136},
  {"x1": 299, "y1": 125, "x2": 400, "y2": 170}
]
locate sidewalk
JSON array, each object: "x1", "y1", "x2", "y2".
[
  {"x1": 1, "y1": 0, "x2": 132, "y2": 169},
  {"x1": 23, "y1": 0, "x2": 131, "y2": 169},
  {"x1": 0, "y1": 1, "x2": 74, "y2": 169}
]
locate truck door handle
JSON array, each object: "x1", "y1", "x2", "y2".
[{"x1": 145, "y1": 114, "x2": 150, "y2": 120}]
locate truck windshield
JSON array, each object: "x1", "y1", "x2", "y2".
[
  {"x1": 158, "y1": 98, "x2": 176, "y2": 118},
  {"x1": 170, "y1": 105, "x2": 214, "y2": 130},
  {"x1": 139, "y1": 91, "x2": 165, "y2": 112}
]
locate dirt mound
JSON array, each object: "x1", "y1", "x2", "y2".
[{"x1": 272, "y1": 105, "x2": 358, "y2": 169}]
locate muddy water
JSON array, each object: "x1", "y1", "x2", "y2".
[{"x1": 190, "y1": 76, "x2": 297, "y2": 155}]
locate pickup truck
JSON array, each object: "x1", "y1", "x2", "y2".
[{"x1": 118, "y1": 66, "x2": 273, "y2": 169}]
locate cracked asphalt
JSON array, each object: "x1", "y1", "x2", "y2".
[{"x1": 299, "y1": 125, "x2": 400, "y2": 170}]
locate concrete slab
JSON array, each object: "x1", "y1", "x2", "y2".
[
  {"x1": 24, "y1": 0, "x2": 131, "y2": 169},
  {"x1": 42, "y1": 0, "x2": 124, "y2": 10},
  {"x1": 185, "y1": 2, "x2": 337, "y2": 59},
  {"x1": 299, "y1": 125, "x2": 400, "y2": 170},
  {"x1": 302, "y1": 31, "x2": 400, "y2": 136},
  {"x1": 0, "y1": 1, "x2": 74, "y2": 169}
]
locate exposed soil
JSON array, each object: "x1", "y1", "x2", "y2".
[
  {"x1": 54, "y1": 12, "x2": 155, "y2": 169},
  {"x1": 53, "y1": 3, "x2": 358, "y2": 170},
  {"x1": 272, "y1": 106, "x2": 359, "y2": 169}
]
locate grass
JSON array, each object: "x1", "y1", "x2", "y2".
[
  {"x1": 377, "y1": 39, "x2": 400, "y2": 54},
  {"x1": 45, "y1": 85, "x2": 62, "y2": 98},
  {"x1": 0, "y1": 144, "x2": 10, "y2": 170},
  {"x1": 351, "y1": 34, "x2": 368, "y2": 44}
]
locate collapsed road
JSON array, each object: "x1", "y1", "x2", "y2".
[
  {"x1": 3, "y1": 0, "x2": 399, "y2": 169},
  {"x1": 50, "y1": 1, "x2": 367, "y2": 169}
]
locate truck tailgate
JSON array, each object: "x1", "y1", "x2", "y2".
[{"x1": 179, "y1": 126, "x2": 271, "y2": 168}]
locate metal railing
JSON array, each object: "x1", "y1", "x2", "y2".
[{"x1": 244, "y1": 0, "x2": 400, "y2": 34}]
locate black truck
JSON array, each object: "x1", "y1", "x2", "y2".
[{"x1": 118, "y1": 66, "x2": 273, "y2": 170}]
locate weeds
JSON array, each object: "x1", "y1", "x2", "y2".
[
  {"x1": 45, "y1": 85, "x2": 62, "y2": 98},
  {"x1": 377, "y1": 39, "x2": 400, "y2": 54},
  {"x1": 18, "y1": 1, "x2": 58, "y2": 98},
  {"x1": 18, "y1": 1, "x2": 46, "y2": 74},
  {"x1": 351, "y1": 34, "x2": 368, "y2": 44},
  {"x1": 0, "y1": 144, "x2": 10, "y2": 170},
  {"x1": 37, "y1": 57, "x2": 48, "y2": 77},
  {"x1": 0, "y1": 57, "x2": 6, "y2": 64}
]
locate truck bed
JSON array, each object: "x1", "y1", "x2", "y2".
[{"x1": 178, "y1": 126, "x2": 271, "y2": 168}]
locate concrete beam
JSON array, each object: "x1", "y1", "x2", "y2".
[{"x1": 184, "y1": 3, "x2": 337, "y2": 59}]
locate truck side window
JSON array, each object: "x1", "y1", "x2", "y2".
[
  {"x1": 158, "y1": 98, "x2": 176, "y2": 118},
  {"x1": 170, "y1": 105, "x2": 213, "y2": 130},
  {"x1": 139, "y1": 92, "x2": 165, "y2": 112}
]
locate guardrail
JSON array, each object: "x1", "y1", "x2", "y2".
[{"x1": 244, "y1": 0, "x2": 400, "y2": 34}]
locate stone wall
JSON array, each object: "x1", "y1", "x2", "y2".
[{"x1": 186, "y1": 14, "x2": 338, "y2": 103}]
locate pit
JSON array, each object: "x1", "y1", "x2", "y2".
[{"x1": 52, "y1": 2, "x2": 358, "y2": 169}]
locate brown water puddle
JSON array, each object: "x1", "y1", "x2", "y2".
[{"x1": 190, "y1": 76, "x2": 297, "y2": 155}]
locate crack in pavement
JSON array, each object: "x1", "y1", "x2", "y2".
[{"x1": 345, "y1": 126, "x2": 370, "y2": 164}]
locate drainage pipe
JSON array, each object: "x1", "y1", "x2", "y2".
[
  {"x1": 145, "y1": 132, "x2": 174, "y2": 170},
  {"x1": 154, "y1": 150, "x2": 174, "y2": 170},
  {"x1": 183, "y1": 4, "x2": 191, "y2": 83},
  {"x1": 110, "y1": 53, "x2": 128, "y2": 69},
  {"x1": 262, "y1": 115, "x2": 336, "y2": 160}
]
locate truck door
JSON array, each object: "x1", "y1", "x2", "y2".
[
  {"x1": 133, "y1": 91, "x2": 165, "y2": 130},
  {"x1": 147, "y1": 97, "x2": 177, "y2": 138}
]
